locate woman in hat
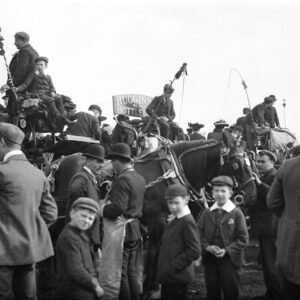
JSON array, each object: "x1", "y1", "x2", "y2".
[{"x1": 207, "y1": 119, "x2": 229, "y2": 141}]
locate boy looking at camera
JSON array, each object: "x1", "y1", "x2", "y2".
[
  {"x1": 198, "y1": 176, "x2": 248, "y2": 300},
  {"x1": 55, "y1": 197, "x2": 104, "y2": 300},
  {"x1": 157, "y1": 184, "x2": 201, "y2": 300}
]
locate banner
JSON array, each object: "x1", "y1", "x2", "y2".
[{"x1": 112, "y1": 94, "x2": 152, "y2": 117}]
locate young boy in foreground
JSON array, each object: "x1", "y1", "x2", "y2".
[
  {"x1": 157, "y1": 183, "x2": 201, "y2": 300},
  {"x1": 198, "y1": 176, "x2": 249, "y2": 300},
  {"x1": 55, "y1": 197, "x2": 104, "y2": 300}
]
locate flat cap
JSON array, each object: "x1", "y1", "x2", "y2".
[
  {"x1": 0, "y1": 122, "x2": 25, "y2": 145},
  {"x1": 264, "y1": 97, "x2": 275, "y2": 104},
  {"x1": 259, "y1": 150, "x2": 277, "y2": 162},
  {"x1": 165, "y1": 184, "x2": 188, "y2": 199},
  {"x1": 71, "y1": 197, "x2": 99, "y2": 214},
  {"x1": 211, "y1": 176, "x2": 234, "y2": 188},
  {"x1": 35, "y1": 56, "x2": 49, "y2": 64},
  {"x1": 14, "y1": 32, "x2": 30, "y2": 42},
  {"x1": 164, "y1": 84, "x2": 175, "y2": 94},
  {"x1": 88, "y1": 104, "x2": 102, "y2": 114}
]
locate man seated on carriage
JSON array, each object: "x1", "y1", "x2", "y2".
[
  {"x1": 207, "y1": 119, "x2": 229, "y2": 141},
  {"x1": 146, "y1": 84, "x2": 184, "y2": 141},
  {"x1": 15, "y1": 56, "x2": 73, "y2": 126},
  {"x1": 264, "y1": 95, "x2": 280, "y2": 128}
]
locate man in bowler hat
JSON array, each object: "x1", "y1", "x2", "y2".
[
  {"x1": 0, "y1": 123, "x2": 57, "y2": 299},
  {"x1": 101, "y1": 143, "x2": 145, "y2": 300},
  {"x1": 67, "y1": 144, "x2": 105, "y2": 248}
]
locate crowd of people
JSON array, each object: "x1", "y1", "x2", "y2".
[{"x1": 0, "y1": 31, "x2": 300, "y2": 300}]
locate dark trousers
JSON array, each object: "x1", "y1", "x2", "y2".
[
  {"x1": 282, "y1": 278, "x2": 300, "y2": 300},
  {"x1": 204, "y1": 254, "x2": 240, "y2": 300},
  {"x1": 161, "y1": 284, "x2": 188, "y2": 300},
  {"x1": 0, "y1": 264, "x2": 37, "y2": 300},
  {"x1": 158, "y1": 119, "x2": 184, "y2": 140},
  {"x1": 119, "y1": 240, "x2": 141, "y2": 300},
  {"x1": 258, "y1": 236, "x2": 283, "y2": 300}
]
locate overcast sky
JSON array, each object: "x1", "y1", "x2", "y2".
[{"x1": 1, "y1": 0, "x2": 300, "y2": 137}]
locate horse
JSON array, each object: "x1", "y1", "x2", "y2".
[{"x1": 46, "y1": 138, "x2": 257, "y2": 297}]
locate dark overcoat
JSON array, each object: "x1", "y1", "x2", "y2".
[
  {"x1": 198, "y1": 207, "x2": 249, "y2": 268},
  {"x1": 9, "y1": 44, "x2": 39, "y2": 87},
  {"x1": 267, "y1": 156, "x2": 300, "y2": 285},
  {"x1": 103, "y1": 168, "x2": 145, "y2": 242},
  {"x1": 146, "y1": 95, "x2": 175, "y2": 122},
  {"x1": 55, "y1": 224, "x2": 100, "y2": 300},
  {"x1": 249, "y1": 167, "x2": 278, "y2": 236},
  {"x1": 0, "y1": 153, "x2": 57, "y2": 265}
]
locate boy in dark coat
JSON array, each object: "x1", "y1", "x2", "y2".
[
  {"x1": 157, "y1": 184, "x2": 201, "y2": 300},
  {"x1": 55, "y1": 197, "x2": 104, "y2": 300},
  {"x1": 198, "y1": 176, "x2": 249, "y2": 300}
]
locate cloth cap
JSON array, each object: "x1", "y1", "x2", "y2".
[
  {"x1": 165, "y1": 184, "x2": 188, "y2": 199},
  {"x1": 213, "y1": 119, "x2": 229, "y2": 126},
  {"x1": 35, "y1": 56, "x2": 49, "y2": 64},
  {"x1": 163, "y1": 84, "x2": 175, "y2": 94},
  {"x1": 211, "y1": 176, "x2": 234, "y2": 188},
  {"x1": 268, "y1": 95, "x2": 277, "y2": 101},
  {"x1": 14, "y1": 32, "x2": 30, "y2": 42},
  {"x1": 71, "y1": 197, "x2": 99, "y2": 214},
  {"x1": 0, "y1": 122, "x2": 25, "y2": 145},
  {"x1": 259, "y1": 150, "x2": 277, "y2": 162},
  {"x1": 88, "y1": 104, "x2": 102, "y2": 114},
  {"x1": 83, "y1": 144, "x2": 105, "y2": 161},
  {"x1": 107, "y1": 143, "x2": 131, "y2": 160}
]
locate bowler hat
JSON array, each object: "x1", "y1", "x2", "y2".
[
  {"x1": 163, "y1": 84, "x2": 175, "y2": 94},
  {"x1": 0, "y1": 122, "x2": 25, "y2": 145},
  {"x1": 35, "y1": 56, "x2": 49, "y2": 64},
  {"x1": 211, "y1": 176, "x2": 234, "y2": 188},
  {"x1": 107, "y1": 143, "x2": 131, "y2": 161},
  {"x1": 259, "y1": 150, "x2": 277, "y2": 162},
  {"x1": 83, "y1": 144, "x2": 105, "y2": 161},
  {"x1": 165, "y1": 184, "x2": 188, "y2": 200},
  {"x1": 264, "y1": 97, "x2": 274, "y2": 104},
  {"x1": 71, "y1": 197, "x2": 99, "y2": 214},
  {"x1": 268, "y1": 95, "x2": 277, "y2": 101},
  {"x1": 213, "y1": 119, "x2": 229, "y2": 127},
  {"x1": 14, "y1": 32, "x2": 30, "y2": 42}
]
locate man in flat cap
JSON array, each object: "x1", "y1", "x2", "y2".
[
  {"x1": 0, "y1": 32, "x2": 39, "y2": 106},
  {"x1": 250, "y1": 150, "x2": 283, "y2": 300},
  {"x1": 0, "y1": 122, "x2": 57, "y2": 299},
  {"x1": 146, "y1": 84, "x2": 184, "y2": 141}
]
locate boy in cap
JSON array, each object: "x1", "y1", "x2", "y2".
[
  {"x1": 157, "y1": 183, "x2": 201, "y2": 300},
  {"x1": 55, "y1": 197, "x2": 104, "y2": 300},
  {"x1": 16, "y1": 56, "x2": 73, "y2": 126},
  {"x1": 198, "y1": 176, "x2": 248, "y2": 300}
]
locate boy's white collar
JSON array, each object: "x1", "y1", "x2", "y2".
[{"x1": 210, "y1": 200, "x2": 236, "y2": 213}]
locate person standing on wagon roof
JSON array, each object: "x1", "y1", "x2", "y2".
[
  {"x1": 146, "y1": 84, "x2": 185, "y2": 141},
  {"x1": 0, "y1": 32, "x2": 39, "y2": 113}
]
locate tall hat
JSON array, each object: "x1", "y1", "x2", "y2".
[
  {"x1": 107, "y1": 143, "x2": 131, "y2": 161},
  {"x1": 83, "y1": 144, "x2": 105, "y2": 161}
]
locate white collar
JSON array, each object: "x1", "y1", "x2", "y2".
[
  {"x1": 210, "y1": 200, "x2": 236, "y2": 213},
  {"x1": 83, "y1": 166, "x2": 96, "y2": 178},
  {"x1": 168, "y1": 205, "x2": 191, "y2": 222},
  {"x1": 3, "y1": 150, "x2": 23, "y2": 162}
]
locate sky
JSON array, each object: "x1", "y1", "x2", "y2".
[{"x1": 1, "y1": 0, "x2": 300, "y2": 138}]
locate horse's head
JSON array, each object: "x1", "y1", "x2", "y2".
[{"x1": 220, "y1": 154, "x2": 257, "y2": 207}]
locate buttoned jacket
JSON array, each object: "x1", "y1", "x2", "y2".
[{"x1": 0, "y1": 153, "x2": 57, "y2": 265}]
